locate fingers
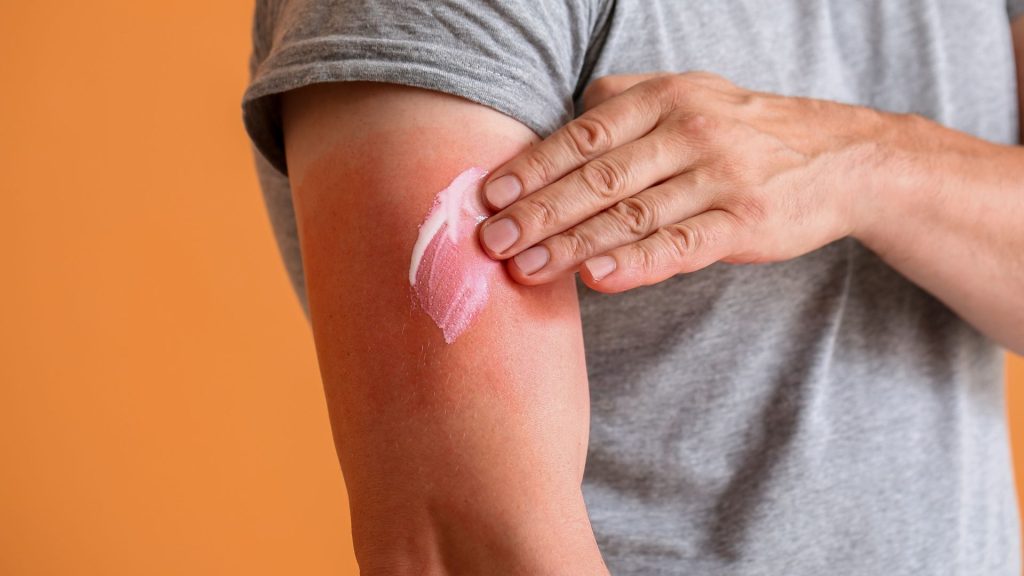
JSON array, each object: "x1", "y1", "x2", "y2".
[
  {"x1": 579, "y1": 209, "x2": 741, "y2": 293},
  {"x1": 580, "y1": 71, "x2": 730, "y2": 112},
  {"x1": 505, "y1": 171, "x2": 717, "y2": 283},
  {"x1": 582, "y1": 73, "x2": 671, "y2": 111},
  {"x1": 481, "y1": 77, "x2": 675, "y2": 211},
  {"x1": 479, "y1": 123, "x2": 700, "y2": 260}
]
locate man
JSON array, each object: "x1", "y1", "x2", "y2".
[{"x1": 242, "y1": 1, "x2": 1024, "y2": 573}]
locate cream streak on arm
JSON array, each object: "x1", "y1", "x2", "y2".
[{"x1": 409, "y1": 167, "x2": 499, "y2": 343}]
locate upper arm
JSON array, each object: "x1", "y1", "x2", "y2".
[
  {"x1": 280, "y1": 81, "x2": 600, "y2": 571},
  {"x1": 1014, "y1": 17, "x2": 1024, "y2": 138},
  {"x1": 282, "y1": 81, "x2": 588, "y2": 421}
]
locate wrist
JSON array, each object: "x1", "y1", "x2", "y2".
[{"x1": 848, "y1": 110, "x2": 937, "y2": 251}]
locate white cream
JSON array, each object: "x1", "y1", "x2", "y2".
[
  {"x1": 407, "y1": 166, "x2": 498, "y2": 343},
  {"x1": 409, "y1": 166, "x2": 489, "y2": 286}
]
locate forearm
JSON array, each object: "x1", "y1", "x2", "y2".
[{"x1": 854, "y1": 112, "x2": 1024, "y2": 353}]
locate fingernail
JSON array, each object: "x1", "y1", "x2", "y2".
[
  {"x1": 584, "y1": 255, "x2": 616, "y2": 281},
  {"x1": 485, "y1": 175, "x2": 522, "y2": 209},
  {"x1": 513, "y1": 246, "x2": 550, "y2": 275},
  {"x1": 481, "y1": 218, "x2": 520, "y2": 254}
]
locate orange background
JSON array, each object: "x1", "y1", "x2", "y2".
[{"x1": 0, "y1": 2, "x2": 1020, "y2": 575}]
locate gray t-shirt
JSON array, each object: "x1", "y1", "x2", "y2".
[{"x1": 242, "y1": 1, "x2": 1024, "y2": 573}]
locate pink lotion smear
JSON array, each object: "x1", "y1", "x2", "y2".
[{"x1": 409, "y1": 167, "x2": 499, "y2": 343}]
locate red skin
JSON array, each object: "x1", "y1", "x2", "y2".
[
  {"x1": 283, "y1": 82, "x2": 607, "y2": 574},
  {"x1": 410, "y1": 167, "x2": 499, "y2": 345}
]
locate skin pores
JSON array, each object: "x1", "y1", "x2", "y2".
[{"x1": 409, "y1": 167, "x2": 500, "y2": 343}]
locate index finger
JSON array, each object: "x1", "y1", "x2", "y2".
[
  {"x1": 481, "y1": 76, "x2": 677, "y2": 211},
  {"x1": 582, "y1": 73, "x2": 669, "y2": 111}
]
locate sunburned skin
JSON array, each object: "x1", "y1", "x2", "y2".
[{"x1": 409, "y1": 167, "x2": 501, "y2": 343}]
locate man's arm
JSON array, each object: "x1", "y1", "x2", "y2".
[
  {"x1": 467, "y1": 61, "x2": 1024, "y2": 354},
  {"x1": 1016, "y1": 18, "x2": 1024, "y2": 137},
  {"x1": 848, "y1": 21, "x2": 1024, "y2": 354},
  {"x1": 281, "y1": 82, "x2": 606, "y2": 575}
]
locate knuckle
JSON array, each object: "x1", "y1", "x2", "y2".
[
  {"x1": 566, "y1": 115, "x2": 614, "y2": 158},
  {"x1": 632, "y1": 243, "x2": 661, "y2": 276},
  {"x1": 521, "y1": 195, "x2": 560, "y2": 230},
  {"x1": 662, "y1": 223, "x2": 705, "y2": 257},
  {"x1": 557, "y1": 228, "x2": 595, "y2": 260},
  {"x1": 626, "y1": 74, "x2": 680, "y2": 113},
  {"x1": 662, "y1": 113, "x2": 719, "y2": 157},
  {"x1": 650, "y1": 73, "x2": 681, "y2": 94},
  {"x1": 609, "y1": 196, "x2": 657, "y2": 237},
  {"x1": 655, "y1": 75, "x2": 688, "y2": 106},
  {"x1": 521, "y1": 148, "x2": 559, "y2": 186},
  {"x1": 672, "y1": 113, "x2": 714, "y2": 142},
  {"x1": 579, "y1": 157, "x2": 627, "y2": 200}
]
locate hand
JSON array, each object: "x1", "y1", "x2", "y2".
[{"x1": 477, "y1": 72, "x2": 892, "y2": 292}]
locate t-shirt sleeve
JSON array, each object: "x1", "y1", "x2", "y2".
[
  {"x1": 1010, "y1": 0, "x2": 1024, "y2": 21},
  {"x1": 242, "y1": 0, "x2": 598, "y2": 176}
]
